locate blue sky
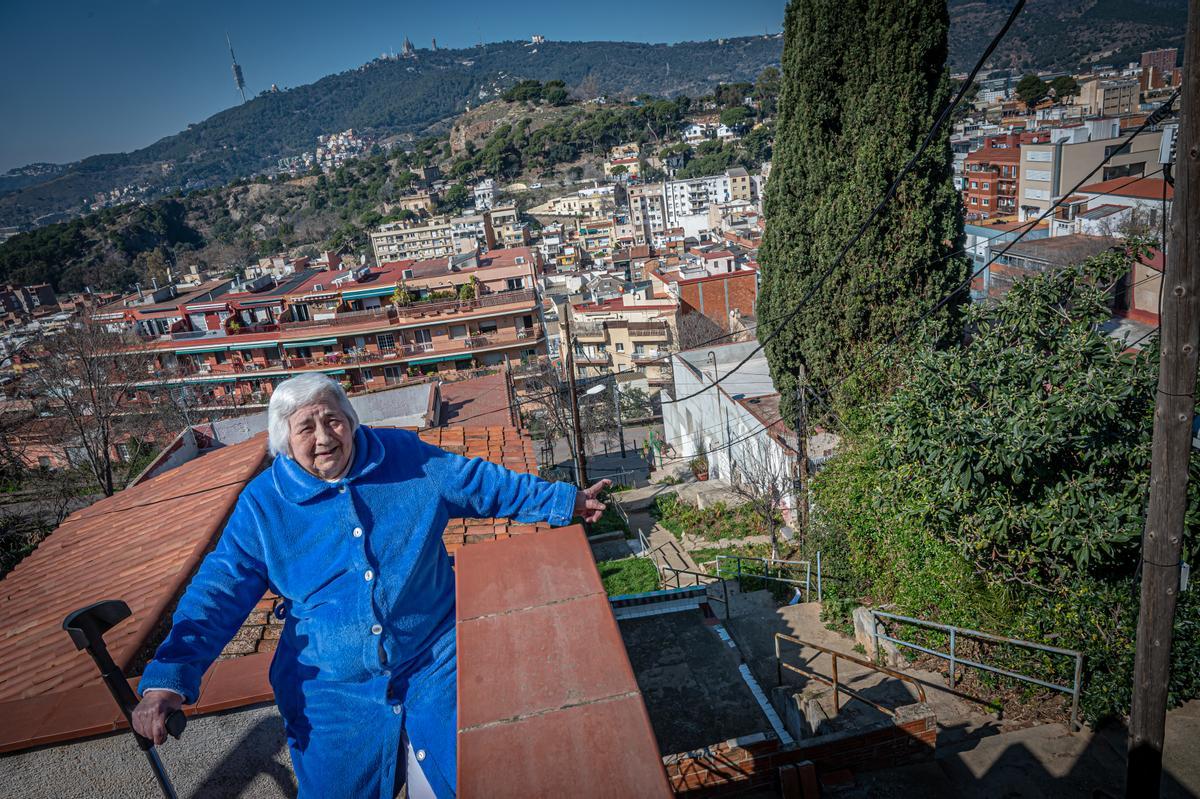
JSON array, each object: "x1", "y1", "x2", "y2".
[{"x1": 0, "y1": 0, "x2": 786, "y2": 172}]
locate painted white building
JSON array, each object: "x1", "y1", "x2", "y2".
[{"x1": 663, "y1": 341, "x2": 798, "y2": 521}]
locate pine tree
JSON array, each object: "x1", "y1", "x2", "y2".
[{"x1": 757, "y1": 0, "x2": 968, "y2": 421}]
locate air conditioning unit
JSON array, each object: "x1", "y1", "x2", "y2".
[{"x1": 352, "y1": 265, "x2": 371, "y2": 282}]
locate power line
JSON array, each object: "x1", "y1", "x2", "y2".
[
  {"x1": 824, "y1": 89, "x2": 1180, "y2": 397},
  {"x1": 662, "y1": 0, "x2": 1028, "y2": 406}
]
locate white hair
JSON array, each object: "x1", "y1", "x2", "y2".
[{"x1": 267, "y1": 373, "x2": 360, "y2": 458}]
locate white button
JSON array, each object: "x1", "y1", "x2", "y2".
[
  {"x1": 352, "y1": 527, "x2": 363, "y2": 538},
  {"x1": 393, "y1": 705, "x2": 402, "y2": 715},
  {"x1": 371, "y1": 623, "x2": 383, "y2": 635},
  {"x1": 416, "y1": 749, "x2": 426, "y2": 762},
  {"x1": 338, "y1": 484, "x2": 347, "y2": 494},
  {"x1": 364, "y1": 570, "x2": 374, "y2": 582}
]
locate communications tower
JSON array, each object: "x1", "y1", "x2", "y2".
[{"x1": 227, "y1": 33, "x2": 247, "y2": 103}]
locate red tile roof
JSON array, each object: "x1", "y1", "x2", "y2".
[
  {"x1": 438, "y1": 372, "x2": 517, "y2": 430},
  {"x1": 456, "y1": 526, "x2": 672, "y2": 798},
  {"x1": 0, "y1": 437, "x2": 269, "y2": 705},
  {"x1": 0, "y1": 423, "x2": 554, "y2": 753},
  {"x1": 1079, "y1": 176, "x2": 1175, "y2": 200}
]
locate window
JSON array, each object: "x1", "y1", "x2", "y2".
[
  {"x1": 361, "y1": 369, "x2": 374, "y2": 381},
  {"x1": 479, "y1": 320, "x2": 498, "y2": 334},
  {"x1": 982, "y1": 182, "x2": 990, "y2": 190},
  {"x1": 413, "y1": 329, "x2": 432, "y2": 344},
  {"x1": 982, "y1": 198, "x2": 990, "y2": 206},
  {"x1": 506, "y1": 277, "x2": 525, "y2": 291},
  {"x1": 377, "y1": 333, "x2": 396, "y2": 351},
  {"x1": 214, "y1": 351, "x2": 227, "y2": 364},
  {"x1": 970, "y1": 181, "x2": 978, "y2": 189},
  {"x1": 1104, "y1": 141, "x2": 1132, "y2": 159},
  {"x1": 1102, "y1": 161, "x2": 1146, "y2": 181},
  {"x1": 449, "y1": 324, "x2": 467, "y2": 339},
  {"x1": 970, "y1": 197, "x2": 978, "y2": 205},
  {"x1": 616, "y1": 342, "x2": 625, "y2": 352}
]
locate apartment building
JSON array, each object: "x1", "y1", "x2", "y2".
[
  {"x1": 648, "y1": 252, "x2": 758, "y2": 332},
  {"x1": 488, "y1": 203, "x2": 530, "y2": 248},
  {"x1": 963, "y1": 132, "x2": 1049, "y2": 220},
  {"x1": 1017, "y1": 122, "x2": 1163, "y2": 220},
  {"x1": 629, "y1": 169, "x2": 760, "y2": 244},
  {"x1": 370, "y1": 212, "x2": 498, "y2": 262},
  {"x1": 528, "y1": 184, "x2": 618, "y2": 218},
  {"x1": 567, "y1": 295, "x2": 678, "y2": 389},
  {"x1": 1076, "y1": 78, "x2": 1140, "y2": 117},
  {"x1": 131, "y1": 248, "x2": 546, "y2": 407}
]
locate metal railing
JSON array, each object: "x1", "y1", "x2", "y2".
[
  {"x1": 774, "y1": 633, "x2": 926, "y2": 716},
  {"x1": 870, "y1": 611, "x2": 1085, "y2": 731},
  {"x1": 713, "y1": 555, "x2": 812, "y2": 602},
  {"x1": 658, "y1": 565, "x2": 729, "y2": 619}
]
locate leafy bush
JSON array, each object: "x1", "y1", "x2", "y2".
[{"x1": 805, "y1": 247, "x2": 1200, "y2": 724}]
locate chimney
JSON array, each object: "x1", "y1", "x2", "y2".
[
  {"x1": 136, "y1": 283, "x2": 144, "y2": 302},
  {"x1": 152, "y1": 276, "x2": 159, "y2": 291}
]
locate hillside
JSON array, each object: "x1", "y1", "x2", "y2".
[
  {"x1": 0, "y1": 91, "x2": 771, "y2": 293},
  {"x1": 949, "y1": 0, "x2": 1188, "y2": 73},
  {"x1": 2, "y1": 5, "x2": 1187, "y2": 229},
  {"x1": 0, "y1": 37, "x2": 782, "y2": 228}
]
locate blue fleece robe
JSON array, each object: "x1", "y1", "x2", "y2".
[{"x1": 139, "y1": 425, "x2": 578, "y2": 798}]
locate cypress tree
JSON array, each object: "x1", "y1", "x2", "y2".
[{"x1": 757, "y1": 0, "x2": 968, "y2": 421}]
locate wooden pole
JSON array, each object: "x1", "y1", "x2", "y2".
[
  {"x1": 1127, "y1": 4, "x2": 1199, "y2": 793},
  {"x1": 561, "y1": 311, "x2": 589, "y2": 487},
  {"x1": 795, "y1": 365, "x2": 809, "y2": 535}
]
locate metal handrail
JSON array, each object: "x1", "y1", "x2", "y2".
[
  {"x1": 774, "y1": 633, "x2": 926, "y2": 717},
  {"x1": 715, "y1": 554, "x2": 812, "y2": 601},
  {"x1": 870, "y1": 610, "x2": 1085, "y2": 731},
  {"x1": 658, "y1": 565, "x2": 729, "y2": 619}
]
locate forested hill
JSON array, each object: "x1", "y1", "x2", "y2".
[
  {"x1": 2, "y1": 3, "x2": 1187, "y2": 228},
  {"x1": 0, "y1": 37, "x2": 783, "y2": 227}
]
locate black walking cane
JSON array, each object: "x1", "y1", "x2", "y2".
[{"x1": 63, "y1": 599, "x2": 187, "y2": 799}]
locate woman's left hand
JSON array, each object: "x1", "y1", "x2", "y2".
[{"x1": 574, "y1": 479, "x2": 611, "y2": 523}]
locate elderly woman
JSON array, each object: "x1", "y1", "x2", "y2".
[{"x1": 132, "y1": 373, "x2": 608, "y2": 798}]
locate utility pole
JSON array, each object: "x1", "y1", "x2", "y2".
[
  {"x1": 611, "y1": 380, "x2": 626, "y2": 458},
  {"x1": 1127, "y1": 3, "x2": 1199, "y2": 794},
  {"x1": 561, "y1": 311, "x2": 589, "y2": 487},
  {"x1": 795, "y1": 365, "x2": 809, "y2": 535}
]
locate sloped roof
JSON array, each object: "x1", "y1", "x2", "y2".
[
  {"x1": 0, "y1": 423, "x2": 550, "y2": 752},
  {"x1": 1079, "y1": 176, "x2": 1175, "y2": 200},
  {"x1": 0, "y1": 436, "x2": 269, "y2": 704}
]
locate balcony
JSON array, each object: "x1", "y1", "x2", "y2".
[
  {"x1": 575, "y1": 352, "x2": 610, "y2": 366},
  {"x1": 631, "y1": 349, "x2": 669, "y2": 364},
  {"x1": 574, "y1": 323, "x2": 607, "y2": 341},
  {"x1": 628, "y1": 322, "x2": 670, "y2": 341}
]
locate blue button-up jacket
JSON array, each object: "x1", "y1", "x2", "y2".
[{"x1": 140, "y1": 425, "x2": 578, "y2": 798}]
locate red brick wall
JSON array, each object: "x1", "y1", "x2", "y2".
[
  {"x1": 678, "y1": 272, "x2": 757, "y2": 331},
  {"x1": 666, "y1": 705, "x2": 936, "y2": 797}
]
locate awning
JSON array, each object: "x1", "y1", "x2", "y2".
[
  {"x1": 322, "y1": 369, "x2": 347, "y2": 376},
  {"x1": 193, "y1": 376, "x2": 238, "y2": 383},
  {"x1": 340, "y1": 287, "x2": 395, "y2": 300},
  {"x1": 408, "y1": 353, "x2": 473, "y2": 366},
  {"x1": 174, "y1": 345, "x2": 230, "y2": 354},
  {"x1": 282, "y1": 338, "x2": 338, "y2": 349}
]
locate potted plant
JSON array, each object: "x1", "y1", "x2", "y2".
[{"x1": 690, "y1": 455, "x2": 709, "y2": 481}]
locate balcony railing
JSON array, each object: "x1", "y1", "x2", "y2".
[
  {"x1": 575, "y1": 352, "x2": 610, "y2": 365},
  {"x1": 574, "y1": 323, "x2": 606, "y2": 341},
  {"x1": 631, "y1": 349, "x2": 669, "y2": 363},
  {"x1": 160, "y1": 325, "x2": 545, "y2": 380},
  {"x1": 627, "y1": 322, "x2": 670, "y2": 340}
]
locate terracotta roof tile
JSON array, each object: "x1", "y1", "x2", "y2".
[
  {"x1": 456, "y1": 526, "x2": 671, "y2": 798},
  {"x1": 0, "y1": 437, "x2": 269, "y2": 703},
  {"x1": 0, "y1": 423, "x2": 556, "y2": 753}
]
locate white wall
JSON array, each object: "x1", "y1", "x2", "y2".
[{"x1": 665, "y1": 352, "x2": 795, "y2": 517}]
